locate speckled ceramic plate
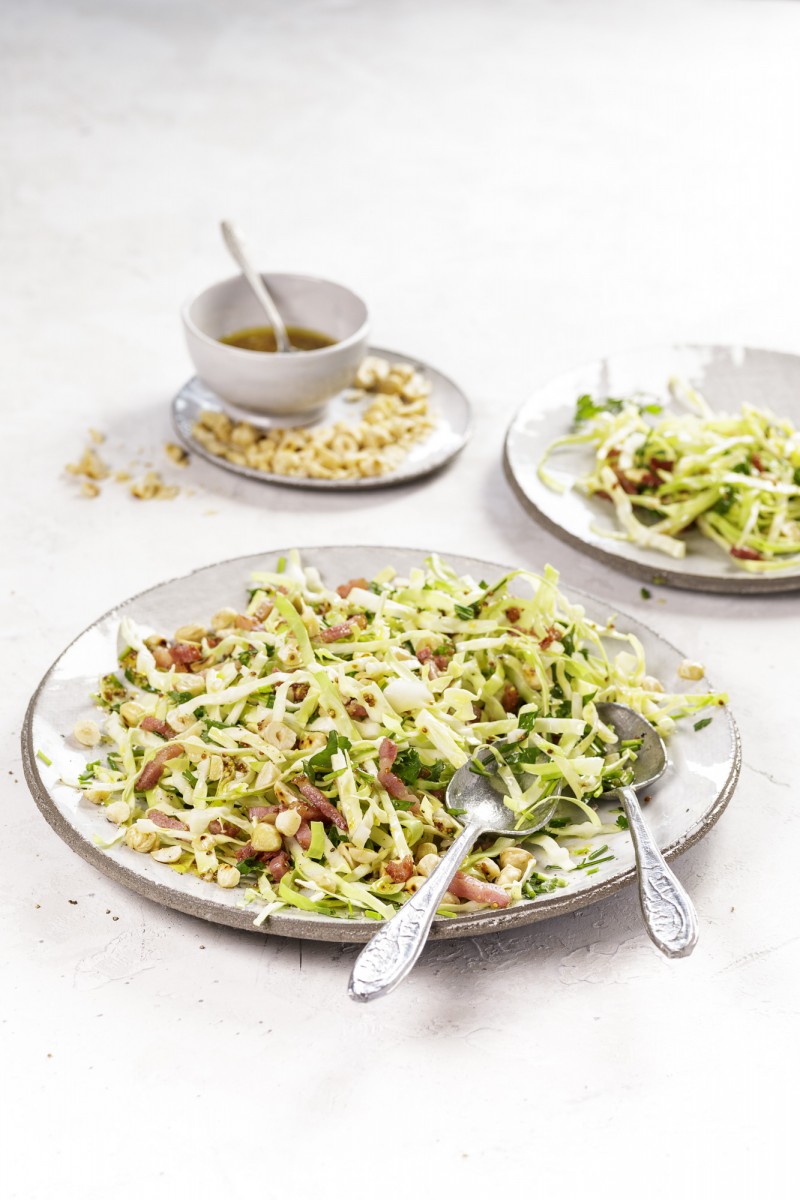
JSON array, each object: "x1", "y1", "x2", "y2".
[
  {"x1": 171, "y1": 346, "x2": 472, "y2": 490},
  {"x1": 21, "y1": 547, "x2": 740, "y2": 943},
  {"x1": 504, "y1": 344, "x2": 800, "y2": 593}
]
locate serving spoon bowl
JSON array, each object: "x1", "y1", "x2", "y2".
[
  {"x1": 349, "y1": 743, "x2": 561, "y2": 1003},
  {"x1": 349, "y1": 703, "x2": 699, "y2": 1001}
]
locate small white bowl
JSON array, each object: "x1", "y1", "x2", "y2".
[{"x1": 181, "y1": 272, "x2": 370, "y2": 420}]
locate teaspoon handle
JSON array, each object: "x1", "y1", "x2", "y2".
[
  {"x1": 348, "y1": 822, "x2": 481, "y2": 1002},
  {"x1": 619, "y1": 785, "x2": 698, "y2": 959},
  {"x1": 219, "y1": 220, "x2": 291, "y2": 352}
]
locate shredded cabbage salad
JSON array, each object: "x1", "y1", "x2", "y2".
[
  {"x1": 74, "y1": 552, "x2": 725, "y2": 923},
  {"x1": 538, "y1": 380, "x2": 800, "y2": 572}
]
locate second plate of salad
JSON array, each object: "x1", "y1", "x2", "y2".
[{"x1": 504, "y1": 344, "x2": 800, "y2": 593}]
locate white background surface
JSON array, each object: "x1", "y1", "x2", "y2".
[{"x1": 3, "y1": 2, "x2": 798, "y2": 1196}]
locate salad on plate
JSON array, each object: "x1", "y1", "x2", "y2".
[
  {"x1": 70, "y1": 552, "x2": 725, "y2": 926},
  {"x1": 538, "y1": 380, "x2": 800, "y2": 572}
]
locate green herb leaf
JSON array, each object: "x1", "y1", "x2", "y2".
[
  {"x1": 237, "y1": 857, "x2": 265, "y2": 877},
  {"x1": 390, "y1": 797, "x2": 416, "y2": 811},
  {"x1": 616, "y1": 812, "x2": 629, "y2": 830},
  {"x1": 393, "y1": 748, "x2": 422, "y2": 785},
  {"x1": 574, "y1": 394, "x2": 625, "y2": 424},
  {"x1": 306, "y1": 731, "x2": 352, "y2": 778},
  {"x1": 713, "y1": 485, "x2": 735, "y2": 516},
  {"x1": 454, "y1": 602, "x2": 480, "y2": 621},
  {"x1": 78, "y1": 761, "x2": 99, "y2": 786},
  {"x1": 640, "y1": 587, "x2": 652, "y2": 600},
  {"x1": 693, "y1": 717, "x2": 712, "y2": 731}
]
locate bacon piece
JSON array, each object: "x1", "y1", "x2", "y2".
[
  {"x1": 208, "y1": 819, "x2": 240, "y2": 837},
  {"x1": 505, "y1": 606, "x2": 521, "y2": 624},
  {"x1": 235, "y1": 841, "x2": 255, "y2": 861},
  {"x1": 379, "y1": 738, "x2": 398, "y2": 768},
  {"x1": 345, "y1": 700, "x2": 368, "y2": 720},
  {"x1": 378, "y1": 768, "x2": 413, "y2": 802},
  {"x1": 614, "y1": 470, "x2": 639, "y2": 496},
  {"x1": 750, "y1": 454, "x2": 764, "y2": 472},
  {"x1": 295, "y1": 821, "x2": 312, "y2": 850},
  {"x1": 293, "y1": 800, "x2": 323, "y2": 821},
  {"x1": 376, "y1": 737, "x2": 414, "y2": 802},
  {"x1": 433, "y1": 655, "x2": 450, "y2": 671},
  {"x1": 730, "y1": 546, "x2": 763, "y2": 560},
  {"x1": 539, "y1": 626, "x2": 561, "y2": 651},
  {"x1": 288, "y1": 682, "x2": 310, "y2": 703},
  {"x1": 266, "y1": 851, "x2": 291, "y2": 882},
  {"x1": 136, "y1": 744, "x2": 184, "y2": 791},
  {"x1": 416, "y1": 646, "x2": 433, "y2": 663},
  {"x1": 501, "y1": 684, "x2": 519, "y2": 712},
  {"x1": 639, "y1": 472, "x2": 661, "y2": 489},
  {"x1": 140, "y1": 716, "x2": 176, "y2": 740},
  {"x1": 170, "y1": 642, "x2": 203, "y2": 665},
  {"x1": 152, "y1": 645, "x2": 173, "y2": 669},
  {"x1": 293, "y1": 776, "x2": 347, "y2": 830},
  {"x1": 252, "y1": 600, "x2": 273, "y2": 622},
  {"x1": 147, "y1": 808, "x2": 189, "y2": 831},
  {"x1": 649, "y1": 458, "x2": 674, "y2": 472},
  {"x1": 385, "y1": 855, "x2": 414, "y2": 883},
  {"x1": 248, "y1": 805, "x2": 282, "y2": 823},
  {"x1": 336, "y1": 577, "x2": 369, "y2": 598},
  {"x1": 448, "y1": 871, "x2": 511, "y2": 908},
  {"x1": 320, "y1": 622, "x2": 354, "y2": 643},
  {"x1": 234, "y1": 614, "x2": 259, "y2": 631}
]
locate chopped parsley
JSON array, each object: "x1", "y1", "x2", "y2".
[
  {"x1": 393, "y1": 748, "x2": 422, "y2": 785},
  {"x1": 454, "y1": 602, "x2": 480, "y2": 621},
  {"x1": 306, "y1": 731, "x2": 352, "y2": 780}
]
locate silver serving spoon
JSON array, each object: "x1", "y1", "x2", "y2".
[
  {"x1": 596, "y1": 701, "x2": 698, "y2": 959},
  {"x1": 349, "y1": 744, "x2": 561, "y2": 1003},
  {"x1": 219, "y1": 220, "x2": 292, "y2": 353}
]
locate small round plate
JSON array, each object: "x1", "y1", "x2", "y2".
[
  {"x1": 22, "y1": 546, "x2": 740, "y2": 944},
  {"x1": 172, "y1": 346, "x2": 472, "y2": 490},
  {"x1": 504, "y1": 344, "x2": 800, "y2": 593}
]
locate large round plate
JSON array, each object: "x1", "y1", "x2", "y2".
[
  {"x1": 172, "y1": 346, "x2": 472, "y2": 490},
  {"x1": 504, "y1": 344, "x2": 800, "y2": 593},
  {"x1": 21, "y1": 546, "x2": 740, "y2": 943}
]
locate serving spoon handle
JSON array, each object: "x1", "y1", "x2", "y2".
[
  {"x1": 618, "y1": 784, "x2": 699, "y2": 959},
  {"x1": 219, "y1": 220, "x2": 292, "y2": 353},
  {"x1": 349, "y1": 821, "x2": 482, "y2": 1003}
]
